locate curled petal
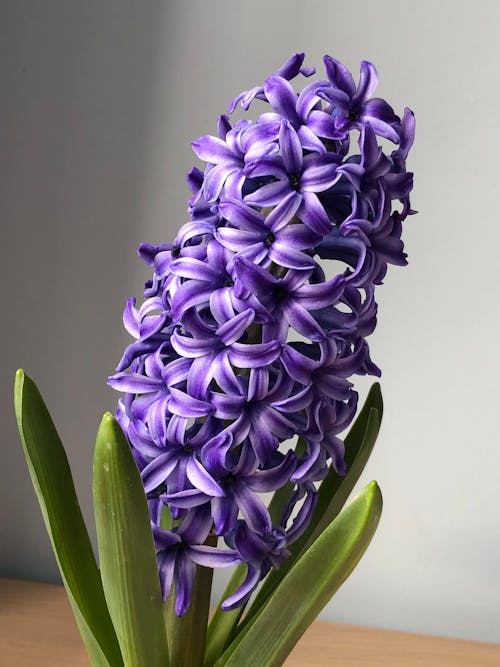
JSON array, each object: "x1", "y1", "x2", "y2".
[
  {"x1": 188, "y1": 545, "x2": 241, "y2": 568},
  {"x1": 264, "y1": 76, "x2": 300, "y2": 125},
  {"x1": 186, "y1": 457, "x2": 225, "y2": 497},
  {"x1": 229, "y1": 341, "x2": 281, "y2": 367},
  {"x1": 222, "y1": 564, "x2": 262, "y2": 611}
]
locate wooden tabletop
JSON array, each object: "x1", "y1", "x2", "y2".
[{"x1": 1, "y1": 579, "x2": 499, "y2": 666}]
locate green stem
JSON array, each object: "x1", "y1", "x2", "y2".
[
  {"x1": 204, "y1": 565, "x2": 247, "y2": 666},
  {"x1": 166, "y1": 536, "x2": 216, "y2": 667}
]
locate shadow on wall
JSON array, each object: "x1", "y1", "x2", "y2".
[{"x1": 0, "y1": 2, "x2": 168, "y2": 582}]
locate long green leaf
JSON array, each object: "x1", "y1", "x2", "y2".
[
  {"x1": 93, "y1": 413, "x2": 169, "y2": 667},
  {"x1": 217, "y1": 481, "x2": 383, "y2": 667},
  {"x1": 240, "y1": 384, "x2": 383, "y2": 631},
  {"x1": 13, "y1": 370, "x2": 123, "y2": 667}
]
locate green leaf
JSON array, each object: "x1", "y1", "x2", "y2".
[
  {"x1": 217, "y1": 481, "x2": 383, "y2": 667},
  {"x1": 240, "y1": 383, "x2": 383, "y2": 631},
  {"x1": 93, "y1": 413, "x2": 169, "y2": 667},
  {"x1": 13, "y1": 370, "x2": 123, "y2": 667}
]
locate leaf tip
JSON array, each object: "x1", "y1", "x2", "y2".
[{"x1": 366, "y1": 480, "x2": 383, "y2": 510}]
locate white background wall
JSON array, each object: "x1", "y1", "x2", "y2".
[{"x1": 1, "y1": 0, "x2": 499, "y2": 644}]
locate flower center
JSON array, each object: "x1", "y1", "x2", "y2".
[
  {"x1": 273, "y1": 285, "x2": 287, "y2": 302},
  {"x1": 348, "y1": 108, "x2": 359, "y2": 122},
  {"x1": 264, "y1": 232, "x2": 275, "y2": 248},
  {"x1": 289, "y1": 174, "x2": 300, "y2": 191}
]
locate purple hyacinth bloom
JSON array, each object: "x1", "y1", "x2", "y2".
[
  {"x1": 109, "y1": 53, "x2": 415, "y2": 615},
  {"x1": 320, "y1": 57, "x2": 401, "y2": 142}
]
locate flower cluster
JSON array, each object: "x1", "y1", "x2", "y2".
[{"x1": 109, "y1": 53, "x2": 415, "y2": 616}]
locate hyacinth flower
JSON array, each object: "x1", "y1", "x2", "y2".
[{"x1": 14, "y1": 51, "x2": 415, "y2": 667}]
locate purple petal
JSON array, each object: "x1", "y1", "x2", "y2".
[
  {"x1": 147, "y1": 396, "x2": 169, "y2": 446},
  {"x1": 273, "y1": 384, "x2": 312, "y2": 412},
  {"x1": 171, "y1": 330, "x2": 215, "y2": 358},
  {"x1": 247, "y1": 451, "x2": 296, "y2": 492},
  {"x1": 162, "y1": 357, "x2": 192, "y2": 387},
  {"x1": 221, "y1": 564, "x2": 262, "y2": 611},
  {"x1": 188, "y1": 545, "x2": 241, "y2": 568},
  {"x1": 362, "y1": 99, "x2": 400, "y2": 142},
  {"x1": 307, "y1": 110, "x2": 346, "y2": 140},
  {"x1": 174, "y1": 555, "x2": 196, "y2": 616},
  {"x1": 166, "y1": 415, "x2": 188, "y2": 446},
  {"x1": 210, "y1": 287, "x2": 236, "y2": 325},
  {"x1": 284, "y1": 301, "x2": 325, "y2": 342},
  {"x1": 263, "y1": 76, "x2": 300, "y2": 125},
  {"x1": 266, "y1": 191, "x2": 302, "y2": 232},
  {"x1": 212, "y1": 495, "x2": 239, "y2": 535},
  {"x1": 279, "y1": 120, "x2": 303, "y2": 174},
  {"x1": 233, "y1": 482, "x2": 272, "y2": 533},
  {"x1": 247, "y1": 367, "x2": 269, "y2": 402},
  {"x1": 297, "y1": 192, "x2": 332, "y2": 235},
  {"x1": 141, "y1": 452, "x2": 177, "y2": 493},
  {"x1": 170, "y1": 258, "x2": 219, "y2": 281},
  {"x1": 291, "y1": 440, "x2": 321, "y2": 483},
  {"x1": 162, "y1": 488, "x2": 209, "y2": 509},
  {"x1": 178, "y1": 504, "x2": 213, "y2": 543},
  {"x1": 276, "y1": 52, "x2": 308, "y2": 80},
  {"x1": 186, "y1": 353, "x2": 216, "y2": 400},
  {"x1": 245, "y1": 155, "x2": 288, "y2": 180},
  {"x1": 219, "y1": 199, "x2": 264, "y2": 231},
  {"x1": 277, "y1": 222, "x2": 321, "y2": 249},
  {"x1": 259, "y1": 405, "x2": 296, "y2": 439},
  {"x1": 269, "y1": 243, "x2": 316, "y2": 269},
  {"x1": 323, "y1": 433, "x2": 346, "y2": 475},
  {"x1": 170, "y1": 282, "x2": 214, "y2": 321},
  {"x1": 297, "y1": 125, "x2": 329, "y2": 153},
  {"x1": 280, "y1": 344, "x2": 316, "y2": 384},
  {"x1": 203, "y1": 164, "x2": 236, "y2": 202},
  {"x1": 296, "y1": 80, "x2": 326, "y2": 119},
  {"x1": 152, "y1": 524, "x2": 182, "y2": 551},
  {"x1": 108, "y1": 372, "x2": 163, "y2": 394},
  {"x1": 301, "y1": 154, "x2": 342, "y2": 192},
  {"x1": 186, "y1": 457, "x2": 225, "y2": 497},
  {"x1": 216, "y1": 308, "x2": 255, "y2": 346},
  {"x1": 323, "y1": 55, "x2": 356, "y2": 97},
  {"x1": 201, "y1": 430, "x2": 234, "y2": 476},
  {"x1": 229, "y1": 341, "x2": 280, "y2": 368},
  {"x1": 210, "y1": 392, "x2": 246, "y2": 420},
  {"x1": 216, "y1": 227, "x2": 262, "y2": 253},
  {"x1": 158, "y1": 551, "x2": 176, "y2": 602},
  {"x1": 122, "y1": 297, "x2": 139, "y2": 337},
  {"x1": 354, "y1": 60, "x2": 378, "y2": 104},
  {"x1": 168, "y1": 387, "x2": 214, "y2": 418},
  {"x1": 192, "y1": 135, "x2": 235, "y2": 164},
  {"x1": 316, "y1": 373, "x2": 352, "y2": 400},
  {"x1": 244, "y1": 180, "x2": 292, "y2": 207},
  {"x1": 295, "y1": 274, "x2": 345, "y2": 309},
  {"x1": 212, "y1": 351, "x2": 242, "y2": 394},
  {"x1": 233, "y1": 255, "x2": 278, "y2": 294},
  {"x1": 285, "y1": 484, "x2": 318, "y2": 543}
]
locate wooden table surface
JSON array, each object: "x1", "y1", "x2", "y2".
[{"x1": 1, "y1": 579, "x2": 499, "y2": 666}]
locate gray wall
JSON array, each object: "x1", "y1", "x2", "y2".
[{"x1": 1, "y1": 0, "x2": 499, "y2": 644}]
